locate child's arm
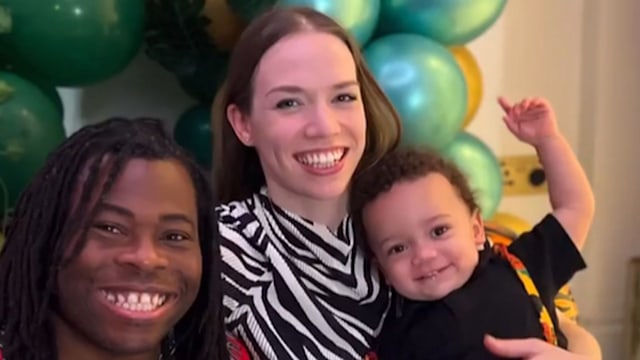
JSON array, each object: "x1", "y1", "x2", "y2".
[
  {"x1": 534, "y1": 134, "x2": 594, "y2": 249},
  {"x1": 498, "y1": 97, "x2": 595, "y2": 250}
]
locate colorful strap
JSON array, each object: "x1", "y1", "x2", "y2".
[{"x1": 493, "y1": 244, "x2": 558, "y2": 345}]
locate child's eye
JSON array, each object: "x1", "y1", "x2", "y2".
[
  {"x1": 431, "y1": 226, "x2": 449, "y2": 238},
  {"x1": 387, "y1": 244, "x2": 407, "y2": 256}
]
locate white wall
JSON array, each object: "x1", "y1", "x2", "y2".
[
  {"x1": 57, "y1": 1, "x2": 638, "y2": 357},
  {"x1": 59, "y1": 50, "x2": 195, "y2": 134},
  {"x1": 491, "y1": 1, "x2": 640, "y2": 358},
  {"x1": 572, "y1": 1, "x2": 640, "y2": 358}
]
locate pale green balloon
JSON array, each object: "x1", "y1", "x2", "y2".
[
  {"x1": 279, "y1": 0, "x2": 380, "y2": 46},
  {"x1": 441, "y1": 131, "x2": 503, "y2": 219},
  {"x1": 364, "y1": 34, "x2": 467, "y2": 150}
]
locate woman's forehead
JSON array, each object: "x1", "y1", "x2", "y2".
[{"x1": 253, "y1": 32, "x2": 357, "y2": 91}]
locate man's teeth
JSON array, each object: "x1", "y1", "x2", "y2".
[
  {"x1": 297, "y1": 149, "x2": 344, "y2": 168},
  {"x1": 101, "y1": 290, "x2": 168, "y2": 312}
]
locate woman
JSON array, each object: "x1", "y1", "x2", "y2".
[{"x1": 213, "y1": 6, "x2": 600, "y2": 360}]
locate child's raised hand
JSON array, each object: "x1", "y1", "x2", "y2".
[{"x1": 498, "y1": 96, "x2": 560, "y2": 146}]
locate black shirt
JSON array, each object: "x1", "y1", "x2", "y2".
[{"x1": 376, "y1": 214, "x2": 587, "y2": 360}]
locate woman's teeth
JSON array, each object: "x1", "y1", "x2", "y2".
[{"x1": 296, "y1": 149, "x2": 345, "y2": 168}]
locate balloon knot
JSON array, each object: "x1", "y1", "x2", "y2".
[
  {"x1": 0, "y1": 80, "x2": 14, "y2": 103},
  {"x1": 0, "y1": 7, "x2": 11, "y2": 34}
]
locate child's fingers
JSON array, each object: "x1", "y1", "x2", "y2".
[
  {"x1": 519, "y1": 108, "x2": 548, "y2": 121},
  {"x1": 502, "y1": 116, "x2": 519, "y2": 135},
  {"x1": 513, "y1": 103, "x2": 525, "y2": 117},
  {"x1": 497, "y1": 96, "x2": 512, "y2": 113}
]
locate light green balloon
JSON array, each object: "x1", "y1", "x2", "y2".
[
  {"x1": 279, "y1": 0, "x2": 380, "y2": 45},
  {"x1": 377, "y1": 0, "x2": 508, "y2": 46},
  {"x1": 441, "y1": 131, "x2": 503, "y2": 219},
  {"x1": 364, "y1": 34, "x2": 467, "y2": 149}
]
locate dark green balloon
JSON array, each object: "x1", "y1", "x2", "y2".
[
  {"x1": 0, "y1": 0, "x2": 145, "y2": 86},
  {"x1": 0, "y1": 55, "x2": 64, "y2": 117},
  {"x1": 0, "y1": 72, "x2": 67, "y2": 211},
  {"x1": 174, "y1": 105, "x2": 213, "y2": 170},
  {"x1": 227, "y1": 0, "x2": 277, "y2": 21},
  {"x1": 176, "y1": 47, "x2": 229, "y2": 104}
]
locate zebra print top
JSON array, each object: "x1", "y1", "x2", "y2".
[{"x1": 218, "y1": 189, "x2": 391, "y2": 360}]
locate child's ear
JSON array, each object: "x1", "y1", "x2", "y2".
[
  {"x1": 369, "y1": 253, "x2": 392, "y2": 285},
  {"x1": 472, "y1": 209, "x2": 486, "y2": 248}
]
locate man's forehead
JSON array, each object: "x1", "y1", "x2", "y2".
[{"x1": 76, "y1": 154, "x2": 115, "y2": 182}]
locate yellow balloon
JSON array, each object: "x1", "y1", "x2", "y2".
[
  {"x1": 202, "y1": 0, "x2": 247, "y2": 51},
  {"x1": 450, "y1": 46, "x2": 483, "y2": 128},
  {"x1": 0, "y1": 231, "x2": 4, "y2": 250},
  {"x1": 488, "y1": 212, "x2": 532, "y2": 236}
]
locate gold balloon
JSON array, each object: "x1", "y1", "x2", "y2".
[
  {"x1": 488, "y1": 211, "x2": 532, "y2": 235},
  {"x1": 202, "y1": 0, "x2": 247, "y2": 51},
  {"x1": 450, "y1": 46, "x2": 483, "y2": 128},
  {"x1": 0, "y1": 231, "x2": 4, "y2": 250}
]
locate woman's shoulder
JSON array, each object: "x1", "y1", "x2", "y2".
[
  {"x1": 217, "y1": 196, "x2": 266, "y2": 259},
  {"x1": 217, "y1": 197, "x2": 252, "y2": 219},
  {"x1": 216, "y1": 196, "x2": 261, "y2": 227}
]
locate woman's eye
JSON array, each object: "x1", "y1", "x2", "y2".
[
  {"x1": 334, "y1": 93, "x2": 357, "y2": 103},
  {"x1": 275, "y1": 99, "x2": 300, "y2": 109}
]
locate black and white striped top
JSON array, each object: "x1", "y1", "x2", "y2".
[{"x1": 218, "y1": 189, "x2": 391, "y2": 359}]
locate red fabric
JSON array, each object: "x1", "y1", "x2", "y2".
[
  {"x1": 227, "y1": 334, "x2": 250, "y2": 360},
  {"x1": 0, "y1": 338, "x2": 245, "y2": 360}
]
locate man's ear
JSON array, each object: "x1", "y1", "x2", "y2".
[{"x1": 227, "y1": 104, "x2": 253, "y2": 146}]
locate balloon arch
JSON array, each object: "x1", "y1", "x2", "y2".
[{"x1": 0, "y1": 0, "x2": 508, "y2": 238}]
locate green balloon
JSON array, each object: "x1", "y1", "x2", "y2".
[
  {"x1": 0, "y1": 72, "x2": 67, "y2": 211},
  {"x1": 0, "y1": 55, "x2": 64, "y2": 117},
  {"x1": 174, "y1": 105, "x2": 213, "y2": 170},
  {"x1": 176, "y1": 48, "x2": 229, "y2": 104},
  {"x1": 279, "y1": 0, "x2": 380, "y2": 46},
  {"x1": 227, "y1": 0, "x2": 277, "y2": 21},
  {"x1": 364, "y1": 34, "x2": 467, "y2": 149},
  {"x1": 0, "y1": 0, "x2": 145, "y2": 86},
  {"x1": 377, "y1": 0, "x2": 507, "y2": 46},
  {"x1": 441, "y1": 131, "x2": 503, "y2": 219}
]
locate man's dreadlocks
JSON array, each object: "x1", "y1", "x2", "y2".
[{"x1": 0, "y1": 117, "x2": 228, "y2": 360}]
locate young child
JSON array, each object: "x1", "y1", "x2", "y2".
[{"x1": 351, "y1": 97, "x2": 595, "y2": 359}]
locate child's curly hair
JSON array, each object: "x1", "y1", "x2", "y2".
[{"x1": 350, "y1": 147, "x2": 479, "y2": 253}]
